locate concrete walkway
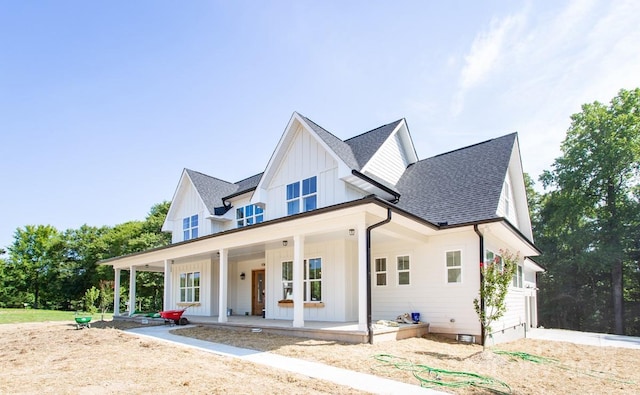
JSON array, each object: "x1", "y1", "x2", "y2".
[
  {"x1": 127, "y1": 325, "x2": 443, "y2": 395},
  {"x1": 527, "y1": 328, "x2": 640, "y2": 349}
]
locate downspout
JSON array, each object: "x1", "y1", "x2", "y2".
[
  {"x1": 366, "y1": 208, "x2": 392, "y2": 344},
  {"x1": 474, "y1": 224, "x2": 485, "y2": 346}
]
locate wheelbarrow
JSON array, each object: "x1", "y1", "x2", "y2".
[
  {"x1": 159, "y1": 306, "x2": 191, "y2": 326},
  {"x1": 74, "y1": 315, "x2": 92, "y2": 330}
]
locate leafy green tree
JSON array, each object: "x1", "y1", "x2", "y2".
[
  {"x1": 7, "y1": 225, "x2": 66, "y2": 309},
  {"x1": 83, "y1": 286, "x2": 99, "y2": 314},
  {"x1": 474, "y1": 249, "x2": 518, "y2": 349},
  {"x1": 541, "y1": 88, "x2": 640, "y2": 334}
]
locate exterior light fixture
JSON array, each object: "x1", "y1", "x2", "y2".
[
  {"x1": 282, "y1": 240, "x2": 288, "y2": 247},
  {"x1": 240, "y1": 272, "x2": 246, "y2": 280},
  {"x1": 349, "y1": 229, "x2": 355, "y2": 236}
]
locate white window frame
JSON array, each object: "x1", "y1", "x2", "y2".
[
  {"x1": 182, "y1": 214, "x2": 198, "y2": 241},
  {"x1": 446, "y1": 250, "x2": 463, "y2": 284},
  {"x1": 282, "y1": 261, "x2": 293, "y2": 300},
  {"x1": 374, "y1": 257, "x2": 387, "y2": 287},
  {"x1": 286, "y1": 176, "x2": 317, "y2": 215},
  {"x1": 236, "y1": 204, "x2": 264, "y2": 228},
  {"x1": 485, "y1": 250, "x2": 503, "y2": 271},
  {"x1": 396, "y1": 255, "x2": 410, "y2": 286},
  {"x1": 304, "y1": 257, "x2": 322, "y2": 302},
  {"x1": 513, "y1": 264, "x2": 523, "y2": 288},
  {"x1": 179, "y1": 271, "x2": 200, "y2": 303}
]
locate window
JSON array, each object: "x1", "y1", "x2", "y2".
[
  {"x1": 183, "y1": 214, "x2": 198, "y2": 240},
  {"x1": 446, "y1": 250, "x2": 462, "y2": 283},
  {"x1": 179, "y1": 272, "x2": 200, "y2": 302},
  {"x1": 282, "y1": 261, "x2": 293, "y2": 300},
  {"x1": 503, "y1": 180, "x2": 511, "y2": 217},
  {"x1": 375, "y1": 258, "x2": 387, "y2": 286},
  {"x1": 397, "y1": 255, "x2": 410, "y2": 285},
  {"x1": 485, "y1": 250, "x2": 503, "y2": 271},
  {"x1": 304, "y1": 258, "x2": 322, "y2": 301},
  {"x1": 286, "y1": 176, "x2": 317, "y2": 215},
  {"x1": 236, "y1": 204, "x2": 264, "y2": 228},
  {"x1": 513, "y1": 265, "x2": 523, "y2": 288}
]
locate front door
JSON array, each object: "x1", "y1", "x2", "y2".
[{"x1": 252, "y1": 269, "x2": 265, "y2": 316}]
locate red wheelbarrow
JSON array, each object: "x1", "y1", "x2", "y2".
[{"x1": 159, "y1": 305, "x2": 193, "y2": 326}]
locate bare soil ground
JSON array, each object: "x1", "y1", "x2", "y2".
[{"x1": 1, "y1": 320, "x2": 639, "y2": 394}]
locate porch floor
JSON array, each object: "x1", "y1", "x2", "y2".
[{"x1": 121, "y1": 314, "x2": 430, "y2": 344}]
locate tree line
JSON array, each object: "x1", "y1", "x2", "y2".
[
  {"x1": 1, "y1": 88, "x2": 639, "y2": 335},
  {"x1": 0, "y1": 202, "x2": 171, "y2": 313}
]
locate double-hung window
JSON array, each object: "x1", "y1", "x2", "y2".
[
  {"x1": 286, "y1": 176, "x2": 317, "y2": 215},
  {"x1": 446, "y1": 250, "x2": 462, "y2": 283},
  {"x1": 397, "y1": 255, "x2": 410, "y2": 285},
  {"x1": 179, "y1": 272, "x2": 200, "y2": 303},
  {"x1": 282, "y1": 261, "x2": 293, "y2": 300},
  {"x1": 375, "y1": 258, "x2": 387, "y2": 286},
  {"x1": 183, "y1": 214, "x2": 198, "y2": 240},
  {"x1": 485, "y1": 250, "x2": 503, "y2": 271},
  {"x1": 512, "y1": 265, "x2": 523, "y2": 288},
  {"x1": 236, "y1": 204, "x2": 264, "y2": 228},
  {"x1": 305, "y1": 258, "x2": 322, "y2": 302}
]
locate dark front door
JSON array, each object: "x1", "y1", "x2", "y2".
[{"x1": 252, "y1": 269, "x2": 265, "y2": 316}]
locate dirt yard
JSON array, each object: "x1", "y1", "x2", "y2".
[{"x1": 1, "y1": 320, "x2": 639, "y2": 394}]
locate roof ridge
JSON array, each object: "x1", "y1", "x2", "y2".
[
  {"x1": 344, "y1": 119, "x2": 404, "y2": 142},
  {"x1": 300, "y1": 115, "x2": 345, "y2": 142},
  {"x1": 429, "y1": 132, "x2": 517, "y2": 159}
]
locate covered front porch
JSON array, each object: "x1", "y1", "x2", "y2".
[{"x1": 102, "y1": 198, "x2": 438, "y2": 343}]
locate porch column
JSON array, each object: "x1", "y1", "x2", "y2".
[
  {"x1": 218, "y1": 249, "x2": 228, "y2": 323},
  {"x1": 163, "y1": 259, "x2": 171, "y2": 310},
  {"x1": 293, "y1": 234, "x2": 304, "y2": 328},
  {"x1": 357, "y1": 223, "x2": 367, "y2": 331},
  {"x1": 128, "y1": 266, "x2": 136, "y2": 316},
  {"x1": 113, "y1": 268, "x2": 121, "y2": 316}
]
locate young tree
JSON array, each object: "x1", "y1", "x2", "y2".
[
  {"x1": 474, "y1": 249, "x2": 519, "y2": 349},
  {"x1": 541, "y1": 88, "x2": 640, "y2": 334}
]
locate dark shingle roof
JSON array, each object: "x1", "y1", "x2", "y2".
[
  {"x1": 345, "y1": 120, "x2": 403, "y2": 168},
  {"x1": 185, "y1": 169, "x2": 262, "y2": 215},
  {"x1": 300, "y1": 115, "x2": 360, "y2": 169},
  {"x1": 394, "y1": 133, "x2": 516, "y2": 225}
]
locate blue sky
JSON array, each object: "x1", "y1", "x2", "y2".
[{"x1": 1, "y1": 1, "x2": 639, "y2": 250}]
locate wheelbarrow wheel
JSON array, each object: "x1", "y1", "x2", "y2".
[{"x1": 179, "y1": 317, "x2": 188, "y2": 326}]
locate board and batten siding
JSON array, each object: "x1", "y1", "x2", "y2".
[
  {"x1": 361, "y1": 133, "x2": 409, "y2": 186},
  {"x1": 265, "y1": 125, "x2": 365, "y2": 219},
  {"x1": 370, "y1": 231, "x2": 482, "y2": 337},
  {"x1": 496, "y1": 171, "x2": 519, "y2": 228},
  {"x1": 168, "y1": 181, "x2": 209, "y2": 243},
  {"x1": 171, "y1": 258, "x2": 213, "y2": 316},
  {"x1": 265, "y1": 239, "x2": 354, "y2": 322}
]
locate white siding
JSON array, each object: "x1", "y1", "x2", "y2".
[
  {"x1": 371, "y1": 231, "x2": 482, "y2": 337},
  {"x1": 362, "y1": 133, "x2": 409, "y2": 186},
  {"x1": 167, "y1": 181, "x2": 209, "y2": 243},
  {"x1": 171, "y1": 258, "x2": 213, "y2": 316},
  {"x1": 264, "y1": 125, "x2": 364, "y2": 220},
  {"x1": 497, "y1": 172, "x2": 519, "y2": 227}
]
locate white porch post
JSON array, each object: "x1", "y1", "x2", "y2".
[
  {"x1": 218, "y1": 249, "x2": 228, "y2": 323},
  {"x1": 357, "y1": 223, "x2": 367, "y2": 331},
  {"x1": 128, "y1": 266, "x2": 136, "y2": 316},
  {"x1": 113, "y1": 268, "x2": 121, "y2": 316},
  {"x1": 163, "y1": 259, "x2": 171, "y2": 310},
  {"x1": 293, "y1": 234, "x2": 304, "y2": 328}
]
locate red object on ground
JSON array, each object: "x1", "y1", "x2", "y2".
[{"x1": 159, "y1": 308, "x2": 189, "y2": 325}]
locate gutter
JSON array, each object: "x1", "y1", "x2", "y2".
[
  {"x1": 366, "y1": 208, "x2": 392, "y2": 344},
  {"x1": 474, "y1": 224, "x2": 485, "y2": 346},
  {"x1": 351, "y1": 170, "x2": 401, "y2": 203}
]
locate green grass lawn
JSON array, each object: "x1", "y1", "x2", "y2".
[{"x1": 0, "y1": 308, "x2": 113, "y2": 324}]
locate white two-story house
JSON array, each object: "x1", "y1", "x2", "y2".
[{"x1": 101, "y1": 112, "x2": 542, "y2": 344}]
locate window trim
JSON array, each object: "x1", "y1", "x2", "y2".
[
  {"x1": 396, "y1": 255, "x2": 410, "y2": 286},
  {"x1": 304, "y1": 257, "x2": 322, "y2": 302},
  {"x1": 236, "y1": 204, "x2": 264, "y2": 228},
  {"x1": 179, "y1": 271, "x2": 201, "y2": 303},
  {"x1": 446, "y1": 249, "x2": 463, "y2": 284},
  {"x1": 182, "y1": 214, "x2": 199, "y2": 241},
  {"x1": 374, "y1": 257, "x2": 388, "y2": 287},
  {"x1": 286, "y1": 176, "x2": 317, "y2": 215},
  {"x1": 281, "y1": 260, "x2": 293, "y2": 300}
]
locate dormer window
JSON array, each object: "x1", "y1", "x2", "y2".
[
  {"x1": 236, "y1": 204, "x2": 264, "y2": 227},
  {"x1": 183, "y1": 214, "x2": 198, "y2": 240},
  {"x1": 286, "y1": 176, "x2": 317, "y2": 215}
]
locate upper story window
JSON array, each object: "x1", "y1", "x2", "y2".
[
  {"x1": 287, "y1": 176, "x2": 317, "y2": 215},
  {"x1": 236, "y1": 204, "x2": 264, "y2": 228},
  {"x1": 183, "y1": 214, "x2": 198, "y2": 240},
  {"x1": 446, "y1": 250, "x2": 462, "y2": 283},
  {"x1": 512, "y1": 265, "x2": 523, "y2": 288},
  {"x1": 397, "y1": 255, "x2": 410, "y2": 285}
]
